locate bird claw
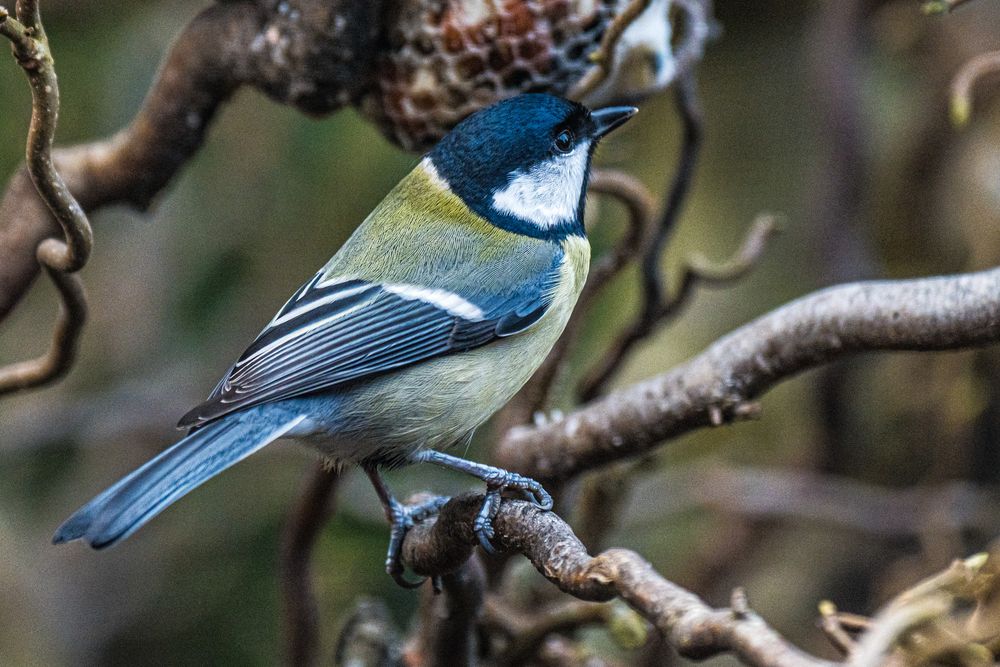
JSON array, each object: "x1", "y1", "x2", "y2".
[
  {"x1": 383, "y1": 494, "x2": 450, "y2": 589},
  {"x1": 474, "y1": 471, "x2": 553, "y2": 554}
]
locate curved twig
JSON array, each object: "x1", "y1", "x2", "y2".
[
  {"x1": 950, "y1": 50, "x2": 1000, "y2": 127},
  {"x1": 578, "y1": 212, "x2": 779, "y2": 401},
  {"x1": 576, "y1": 72, "x2": 707, "y2": 400},
  {"x1": 568, "y1": 0, "x2": 652, "y2": 101},
  {"x1": 0, "y1": 2, "x2": 92, "y2": 394},
  {"x1": 496, "y1": 265, "x2": 1000, "y2": 483},
  {"x1": 0, "y1": 0, "x2": 388, "y2": 322}
]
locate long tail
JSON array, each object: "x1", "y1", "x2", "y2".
[{"x1": 53, "y1": 410, "x2": 304, "y2": 549}]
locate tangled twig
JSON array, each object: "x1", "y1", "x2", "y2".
[{"x1": 0, "y1": 2, "x2": 92, "y2": 395}]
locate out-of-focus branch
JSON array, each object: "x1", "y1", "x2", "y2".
[
  {"x1": 334, "y1": 598, "x2": 402, "y2": 667},
  {"x1": 629, "y1": 463, "x2": 1000, "y2": 538},
  {"x1": 407, "y1": 557, "x2": 486, "y2": 667},
  {"x1": 483, "y1": 597, "x2": 612, "y2": 667},
  {"x1": 950, "y1": 50, "x2": 1000, "y2": 127},
  {"x1": 923, "y1": 0, "x2": 979, "y2": 15},
  {"x1": 577, "y1": 73, "x2": 704, "y2": 400},
  {"x1": 400, "y1": 496, "x2": 835, "y2": 667},
  {"x1": 279, "y1": 465, "x2": 342, "y2": 667},
  {"x1": 0, "y1": 2, "x2": 91, "y2": 394},
  {"x1": 497, "y1": 265, "x2": 1000, "y2": 483}
]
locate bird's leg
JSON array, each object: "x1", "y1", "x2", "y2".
[
  {"x1": 363, "y1": 465, "x2": 448, "y2": 589},
  {"x1": 409, "y1": 450, "x2": 553, "y2": 554}
]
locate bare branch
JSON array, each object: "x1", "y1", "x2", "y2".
[
  {"x1": 632, "y1": 463, "x2": 1000, "y2": 538},
  {"x1": 497, "y1": 266, "x2": 1000, "y2": 482},
  {"x1": 950, "y1": 49, "x2": 1000, "y2": 127},
  {"x1": 0, "y1": 1, "x2": 92, "y2": 394},
  {"x1": 279, "y1": 464, "x2": 341, "y2": 667},
  {"x1": 408, "y1": 557, "x2": 486, "y2": 667},
  {"x1": 400, "y1": 496, "x2": 835, "y2": 667},
  {"x1": 0, "y1": 0, "x2": 388, "y2": 322},
  {"x1": 923, "y1": 0, "x2": 980, "y2": 15}
]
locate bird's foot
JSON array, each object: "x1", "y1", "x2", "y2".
[
  {"x1": 408, "y1": 450, "x2": 554, "y2": 556},
  {"x1": 473, "y1": 469, "x2": 553, "y2": 554},
  {"x1": 384, "y1": 494, "x2": 450, "y2": 589}
]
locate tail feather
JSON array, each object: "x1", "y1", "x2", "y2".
[{"x1": 53, "y1": 411, "x2": 304, "y2": 549}]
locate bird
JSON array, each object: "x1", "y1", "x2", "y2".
[{"x1": 53, "y1": 93, "x2": 637, "y2": 587}]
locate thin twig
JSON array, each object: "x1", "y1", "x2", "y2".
[
  {"x1": 578, "y1": 73, "x2": 704, "y2": 400},
  {"x1": 0, "y1": 1, "x2": 93, "y2": 395},
  {"x1": 922, "y1": 0, "x2": 979, "y2": 15},
  {"x1": 279, "y1": 464, "x2": 341, "y2": 667},
  {"x1": 578, "y1": 212, "x2": 779, "y2": 401},
  {"x1": 568, "y1": 0, "x2": 652, "y2": 100},
  {"x1": 950, "y1": 50, "x2": 1000, "y2": 127},
  {"x1": 497, "y1": 265, "x2": 1000, "y2": 483},
  {"x1": 484, "y1": 598, "x2": 610, "y2": 667},
  {"x1": 818, "y1": 601, "x2": 860, "y2": 656}
]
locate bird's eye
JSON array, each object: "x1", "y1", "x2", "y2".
[{"x1": 553, "y1": 129, "x2": 574, "y2": 154}]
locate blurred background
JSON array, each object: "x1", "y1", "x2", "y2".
[{"x1": 1, "y1": 0, "x2": 999, "y2": 664}]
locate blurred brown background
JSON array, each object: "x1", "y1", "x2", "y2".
[{"x1": 1, "y1": 1, "x2": 999, "y2": 664}]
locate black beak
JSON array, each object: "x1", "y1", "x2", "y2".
[{"x1": 591, "y1": 105, "x2": 638, "y2": 139}]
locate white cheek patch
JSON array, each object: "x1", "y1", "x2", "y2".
[
  {"x1": 491, "y1": 146, "x2": 590, "y2": 229},
  {"x1": 420, "y1": 156, "x2": 452, "y2": 192},
  {"x1": 383, "y1": 284, "x2": 485, "y2": 320}
]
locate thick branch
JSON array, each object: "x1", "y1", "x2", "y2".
[
  {"x1": 401, "y1": 497, "x2": 834, "y2": 667},
  {"x1": 496, "y1": 266, "x2": 1000, "y2": 482}
]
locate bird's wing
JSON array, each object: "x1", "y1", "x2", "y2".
[{"x1": 177, "y1": 266, "x2": 559, "y2": 428}]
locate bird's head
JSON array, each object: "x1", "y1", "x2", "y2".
[{"x1": 425, "y1": 94, "x2": 636, "y2": 239}]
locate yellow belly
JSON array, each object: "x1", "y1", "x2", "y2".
[{"x1": 307, "y1": 235, "x2": 590, "y2": 463}]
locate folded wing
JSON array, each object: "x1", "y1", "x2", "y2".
[{"x1": 178, "y1": 269, "x2": 555, "y2": 428}]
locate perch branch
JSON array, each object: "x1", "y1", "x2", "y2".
[
  {"x1": 949, "y1": 50, "x2": 1000, "y2": 127},
  {"x1": 496, "y1": 265, "x2": 1000, "y2": 483},
  {"x1": 0, "y1": 1, "x2": 92, "y2": 394},
  {"x1": 401, "y1": 496, "x2": 835, "y2": 667}
]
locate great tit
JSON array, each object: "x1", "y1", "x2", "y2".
[{"x1": 53, "y1": 94, "x2": 636, "y2": 585}]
